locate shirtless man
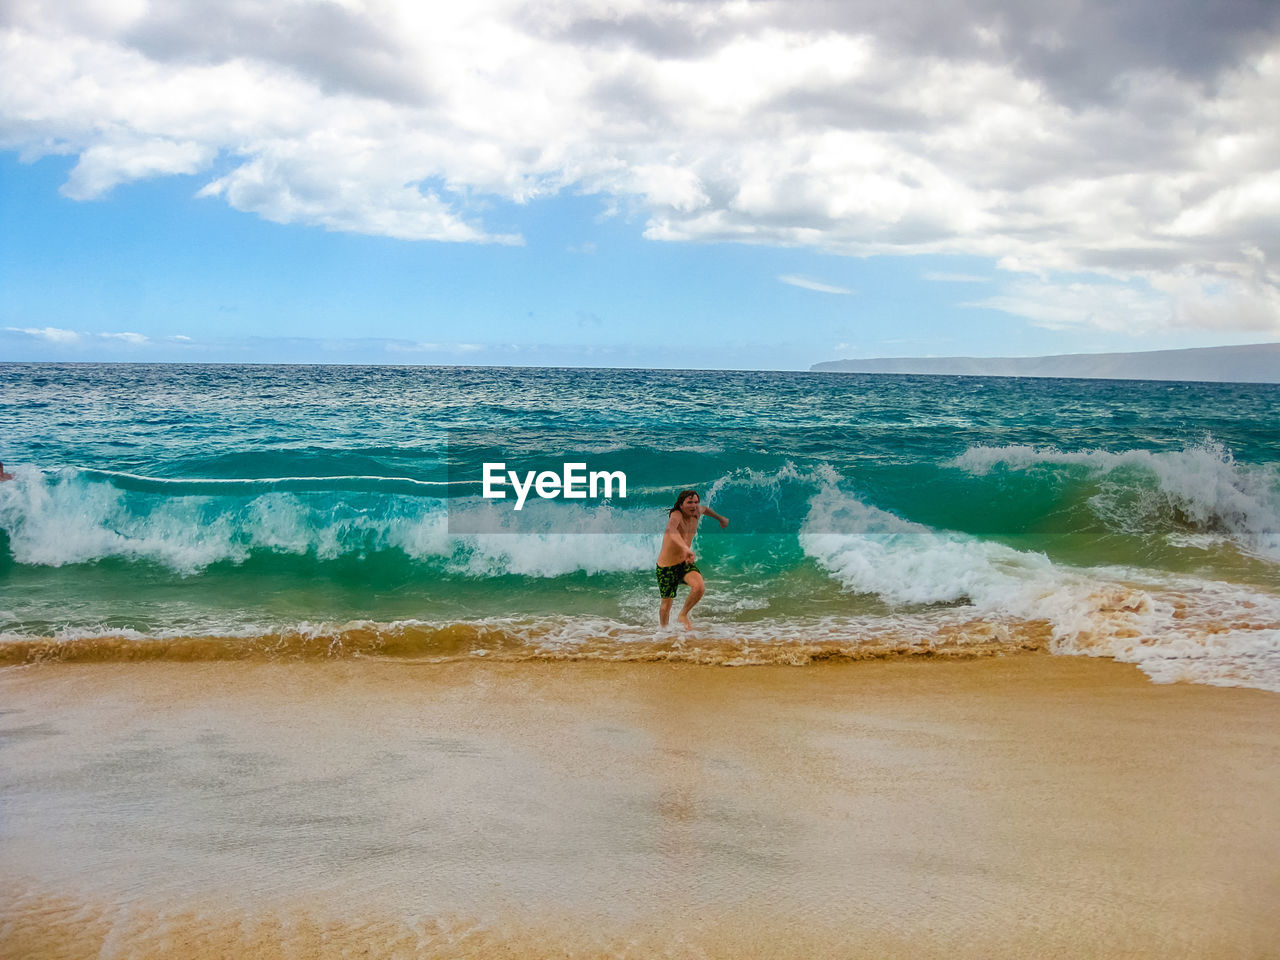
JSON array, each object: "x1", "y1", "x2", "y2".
[
  {"x1": 656, "y1": 489, "x2": 728, "y2": 629},
  {"x1": 0, "y1": 462, "x2": 12, "y2": 482}
]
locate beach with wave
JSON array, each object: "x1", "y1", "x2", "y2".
[{"x1": 3, "y1": 363, "x2": 1280, "y2": 956}]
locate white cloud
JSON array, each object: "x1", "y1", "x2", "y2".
[
  {"x1": 5, "y1": 326, "x2": 161, "y2": 346},
  {"x1": 381, "y1": 340, "x2": 486, "y2": 354},
  {"x1": 6, "y1": 325, "x2": 81, "y2": 343},
  {"x1": 2, "y1": 0, "x2": 1279, "y2": 330},
  {"x1": 778, "y1": 274, "x2": 854, "y2": 295},
  {"x1": 925, "y1": 272, "x2": 988, "y2": 283},
  {"x1": 63, "y1": 138, "x2": 211, "y2": 200},
  {"x1": 5, "y1": 327, "x2": 157, "y2": 345},
  {"x1": 383, "y1": 341, "x2": 442, "y2": 353},
  {"x1": 963, "y1": 280, "x2": 1172, "y2": 332},
  {"x1": 1151, "y1": 262, "x2": 1280, "y2": 332}
]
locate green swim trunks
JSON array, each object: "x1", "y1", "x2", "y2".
[{"x1": 656, "y1": 560, "x2": 700, "y2": 599}]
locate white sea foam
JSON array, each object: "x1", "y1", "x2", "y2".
[
  {"x1": 0, "y1": 467, "x2": 248, "y2": 572},
  {"x1": 703, "y1": 460, "x2": 842, "y2": 505},
  {"x1": 4, "y1": 596, "x2": 1278, "y2": 689},
  {"x1": 799, "y1": 480, "x2": 1280, "y2": 692},
  {"x1": 0, "y1": 469, "x2": 452, "y2": 573},
  {"x1": 78, "y1": 469, "x2": 450, "y2": 489},
  {"x1": 0, "y1": 467, "x2": 660, "y2": 577},
  {"x1": 457, "y1": 531, "x2": 657, "y2": 577}
]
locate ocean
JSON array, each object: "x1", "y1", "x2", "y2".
[{"x1": 2, "y1": 362, "x2": 1278, "y2": 689}]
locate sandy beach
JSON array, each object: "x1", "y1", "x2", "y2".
[{"x1": 2, "y1": 653, "x2": 1278, "y2": 958}]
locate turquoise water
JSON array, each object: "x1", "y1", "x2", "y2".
[{"x1": 2, "y1": 363, "x2": 1278, "y2": 687}]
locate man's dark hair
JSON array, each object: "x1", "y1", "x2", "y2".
[{"x1": 669, "y1": 489, "x2": 699, "y2": 514}]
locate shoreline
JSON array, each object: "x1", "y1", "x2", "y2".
[
  {"x1": 3, "y1": 654, "x2": 1278, "y2": 958},
  {"x1": 0, "y1": 622, "x2": 1050, "y2": 665}
]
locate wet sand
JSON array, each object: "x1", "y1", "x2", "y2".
[{"x1": 2, "y1": 653, "x2": 1278, "y2": 958}]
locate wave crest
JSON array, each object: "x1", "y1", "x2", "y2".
[
  {"x1": 0, "y1": 467, "x2": 658, "y2": 576},
  {"x1": 798, "y1": 482, "x2": 1280, "y2": 691},
  {"x1": 949, "y1": 441, "x2": 1280, "y2": 558}
]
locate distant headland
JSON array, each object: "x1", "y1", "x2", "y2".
[{"x1": 811, "y1": 342, "x2": 1280, "y2": 383}]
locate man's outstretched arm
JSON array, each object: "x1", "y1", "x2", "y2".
[{"x1": 700, "y1": 504, "x2": 729, "y2": 529}]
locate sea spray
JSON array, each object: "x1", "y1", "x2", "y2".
[{"x1": 949, "y1": 440, "x2": 1280, "y2": 558}]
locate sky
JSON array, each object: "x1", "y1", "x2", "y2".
[{"x1": 2, "y1": 0, "x2": 1279, "y2": 370}]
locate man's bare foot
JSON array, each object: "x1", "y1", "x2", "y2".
[{"x1": 678, "y1": 614, "x2": 693, "y2": 630}]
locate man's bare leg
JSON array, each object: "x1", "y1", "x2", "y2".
[
  {"x1": 677, "y1": 572, "x2": 705, "y2": 630},
  {"x1": 659, "y1": 597, "x2": 673, "y2": 627}
]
